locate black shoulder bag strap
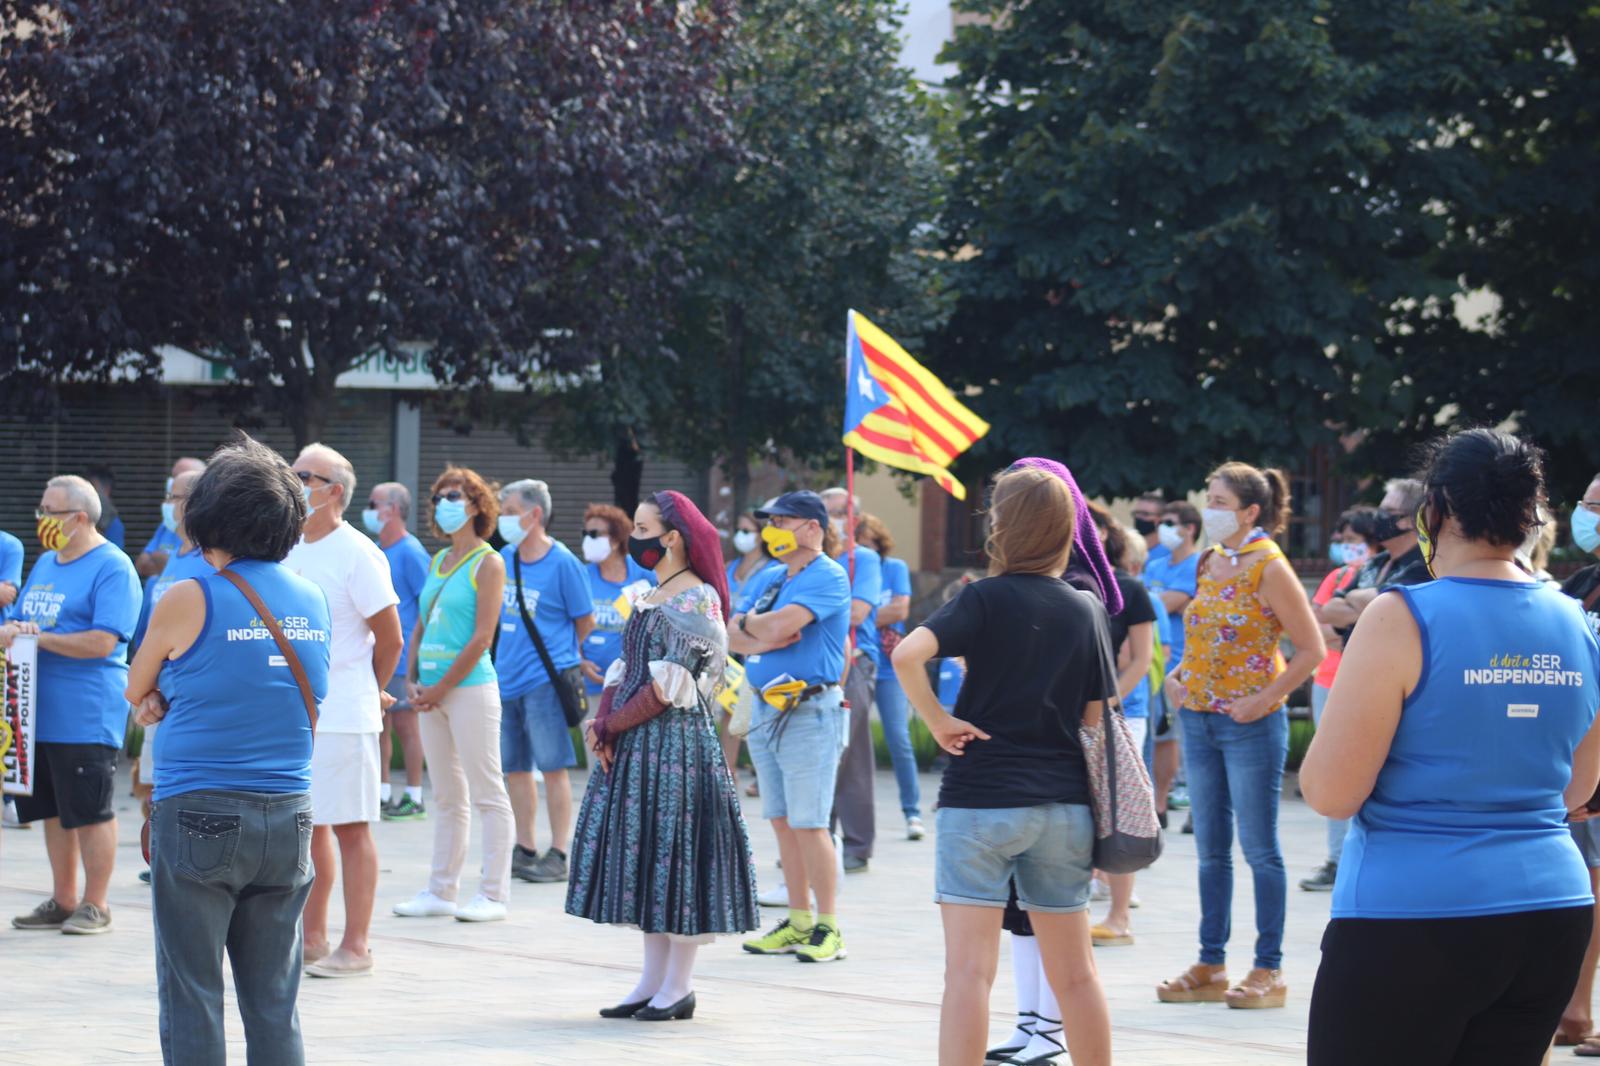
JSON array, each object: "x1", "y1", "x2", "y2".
[{"x1": 513, "y1": 548, "x2": 583, "y2": 722}]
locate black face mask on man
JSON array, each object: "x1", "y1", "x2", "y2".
[
  {"x1": 1133, "y1": 517, "x2": 1158, "y2": 537},
  {"x1": 1372, "y1": 510, "x2": 1411, "y2": 543}
]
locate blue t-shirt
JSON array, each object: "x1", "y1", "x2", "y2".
[
  {"x1": 1121, "y1": 586, "x2": 1166, "y2": 720},
  {"x1": 843, "y1": 546, "x2": 883, "y2": 666},
  {"x1": 937, "y1": 657, "x2": 966, "y2": 710},
  {"x1": 880, "y1": 557, "x2": 912, "y2": 636},
  {"x1": 1333, "y1": 578, "x2": 1600, "y2": 919},
  {"x1": 103, "y1": 515, "x2": 126, "y2": 551},
  {"x1": 497, "y1": 540, "x2": 593, "y2": 698},
  {"x1": 17, "y1": 543, "x2": 142, "y2": 747},
  {"x1": 581, "y1": 558, "x2": 657, "y2": 695},
  {"x1": 382, "y1": 532, "x2": 432, "y2": 673},
  {"x1": 738, "y1": 554, "x2": 852, "y2": 690},
  {"x1": 153, "y1": 560, "x2": 332, "y2": 801},
  {"x1": 134, "y1": 545, "x2": 214, "y2": 648},
  {"x1": 142, "y1": 524, "x2": 182, "y2": 557},
  {"x1": 1143, "y1": 550, "x2": 1200, "y2": 664},
  {"x1": 0, "y1": 530, "x2": 22, "y2": 624}
]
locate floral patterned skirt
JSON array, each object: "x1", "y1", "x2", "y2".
[{"x1": 565, "y1": 705, "x2": 758, "y2": 938}]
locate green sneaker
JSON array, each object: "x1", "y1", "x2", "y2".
[
  {"x1": 383, "y1": 795, "x2": 427, "y2": 821},
  {"x1": 794, "y1": 922, "x2": 846, "y2": 963},
  {"x1": 742, "y1": 918, "x2": 811, "y2": 955}
]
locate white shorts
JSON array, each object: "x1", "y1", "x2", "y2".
[
  {"x1": 310, "y1": 732, "x2": 382, "y2": 826},
  {"x1": 1124, "y1": 716, "x2": 1148, "y2": 756}
]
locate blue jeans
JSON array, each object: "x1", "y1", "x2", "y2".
[
  {"x1": 500, "y1": 682, "x2": 577, "y2": 772},
  {"x1": 874, "y1": 671, "x2": 922, "y2": 819},
  {"x1": 150, "y1": 789, "x2": 314, "y2": 1066},
  {"x1": 747, "y1": 688, "x2": 847, "y2": 830},
  {"x1": 1310, "y1": 684, "x2": 1348, "y2": 864},
  {"x1": 934, "y1": 803, "x2": 1094, "y2": 912},
  {"x1": 1180, "y1": 708, "x2": 1289, "y2": 970}
]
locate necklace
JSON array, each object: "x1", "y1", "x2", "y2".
[{"x1": 646, "y1": 567, "x2": 693, "y2": 603}]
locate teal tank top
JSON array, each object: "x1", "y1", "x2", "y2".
[{"x1": 418, "y1": 544, "x2": 496, "y2": 688}]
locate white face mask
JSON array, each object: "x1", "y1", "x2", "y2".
[
  {"x1": 1157, "y1": 523, "x2": 1183, "y2": 551},
  {"x1": 733, "y1": 530, "x2": 759, "y2": 555},
  {"x1": 829, "y1": 516, "x2": 847, "y2": 537},
  {"x1": 498, "y1": 514, "x2": 528, "y2": 547},
  {"x1": 1202, "y1": 508, "x2": 1240, "y2": 543},
  {"x1": 361, "y1": 508, "x2": 383, "y2": 534},
  {"x1": 581, "y1": 534, "x2": 612, "y2": 564}
]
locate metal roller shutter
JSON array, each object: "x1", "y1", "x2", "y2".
[
  {"x1": 0, "y1": 386, "x2": 394, "y2": 575},
  {"x1": 416, "y1": 402, "x2": 705, "y2": 552}
]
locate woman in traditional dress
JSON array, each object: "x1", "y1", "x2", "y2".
[{"x1": 565, "y1": 490, "x2": 759, "y2": 1022}]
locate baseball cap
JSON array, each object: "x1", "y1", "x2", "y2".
[{"x1": 755, "y1": 490, "x2": 828, "y2": 527}]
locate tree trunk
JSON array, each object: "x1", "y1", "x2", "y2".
[
  {"x1": 728, "y1": 447, "x2": 752, "y2": 526},
  {"x1": 611, "y1": 429, "x2": 644, "y2": 511}
]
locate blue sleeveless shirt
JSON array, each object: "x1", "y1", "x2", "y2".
[
  {"x1": 1332, "y1": 577, "x2": 1600, "y2": 919},
  {"x1": 153, "y1": 559, "x2": 332, "y2": 801}
]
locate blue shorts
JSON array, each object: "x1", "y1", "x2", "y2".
[
  {"x1": 934, "y1": 802, "x2": 1095, "y2": 913},
  {"x1": 500, "y1": 683, "x2": 577, "y2": 773},
  {"x1": 745, "y1": 687, "x2": 846, "y2": 830}
]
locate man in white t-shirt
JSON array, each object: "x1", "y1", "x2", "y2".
[{"x1": 285, "y1": 444, "x2": 403, "y2": 979}]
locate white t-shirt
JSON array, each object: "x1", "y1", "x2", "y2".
[{"x1": 283, "y1": 520, "x2": 399, "y2": 734}]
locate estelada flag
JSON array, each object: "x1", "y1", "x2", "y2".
[{"x1": 842, "y1": 310, "x2": 989, "y2": 499}]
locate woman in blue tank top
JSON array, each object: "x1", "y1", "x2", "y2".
[
  {"x1": 125, "y1": 436, "x2": 333, "y2": 1066},
  {"x1": 1301, "y1": 429, "x2": 1600, "y2": 1066}
]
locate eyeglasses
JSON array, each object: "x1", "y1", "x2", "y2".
[
  {"x1": 294, "y1": 471, "x2": 331, "y2": 486},
  {"x1": 431, "y1": 491, "x2": 465, "y2": 504},
  {"x1": 582, "y1": 529, "x2": 610, "y2": 539},
  {"x1": 166, "y1": 494, "x2": 189, "y2": 503},
  {"x1": 34, "y1": 508, "x2": 77, "y2": 519},
  {"x1": 1580, "y1": 501, "x2": 1600, "y2": 514}
]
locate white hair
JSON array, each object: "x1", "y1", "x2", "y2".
[
  {"x1": 48, "y1": 475, "x2": 102, "y2": 524},
  {"x1": 500, "y1": 479, "x2": 552, "y2": 528},
  {"x1": 820, "y1": 487, "x2": 860, "y2": 510},
  {"x1": 374, "y1": 482, "x2": 412, "y2": 522},
  {"x1": 297, "y1": 443, "x2": 357, "y2": 512},
  {"x1": 173, "y1": 457, "x2": 207, "y2": 476}
]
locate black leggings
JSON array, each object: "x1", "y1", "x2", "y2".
[{"x1": 1308, "y1": 906, "x2": 1592, "y2": 1066}]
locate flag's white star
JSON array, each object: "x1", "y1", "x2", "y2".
[{"x1": 857, "y1": 366, "x2": 878, "y2": 400}]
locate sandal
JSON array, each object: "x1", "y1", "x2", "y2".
[
  {"x1": 1090, "y1": 923, "x2": 1134, "y2": 947},
  {"x1": 1156, "y1": 963, "x2": 1227, "y2": 1003},
  {"x1": 1224, "y1": 967, "x2": 1287, "y2": 1010},
  {"x1": 1576, "y1": 1036, "x2": 1600, "y2": 1058}
]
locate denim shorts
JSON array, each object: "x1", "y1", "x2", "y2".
[
  {"x1": 745, "y1": 687, "x2": 847, "y2": 830},
  {"x1": 500, "y1": 683, "x2": 577, "y2": 773},
  {"x1": 934, "y1": 802, "x2": 1095, "y2": 913}
]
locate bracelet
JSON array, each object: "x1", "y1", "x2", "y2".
[{"x1": 738, "y1": 614, "x2": 752, "y2": 636}]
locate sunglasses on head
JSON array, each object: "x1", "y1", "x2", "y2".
[{"x1": 431, "y1": 490, "x2": 465, "y2": 504}]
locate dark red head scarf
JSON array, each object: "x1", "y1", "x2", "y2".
[{"x1": 653, "y1": 490, "x2": 731, "y2": 620}]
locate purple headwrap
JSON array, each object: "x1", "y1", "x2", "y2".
[
  {"x1": 652, "y1": 490, "x2": 732, "y2": 620},
  {"x1": 1007, "y1": 457, "x2": 1124, "y2": 617}
]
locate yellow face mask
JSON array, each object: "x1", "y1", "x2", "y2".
[
  {"x1": 36, "y1": 514, "x2": 69, "y2": 553},
  {"x1": 761, "y1": 678, "x2": 808, "y2": 712},
  {"x1": 761, "y1": 523, "x2": 799, "y2": 558},
  {"x1": 1415, "y1": 502, "x2": 1436, "y2": 579}
]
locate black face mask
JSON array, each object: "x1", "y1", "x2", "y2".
[
  {"x1": 1372, "y1": 510, "x2": 1409, "y2": 542},
  {"x1": 628, "y1": 534, "x2": 666, "y2": 570},
  {"x1": 1133, "y1": 517, "x2": 1158, "y2": 537}
]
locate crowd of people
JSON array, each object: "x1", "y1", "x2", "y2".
[{"x1": 1, "y1": 426, "x2": 1599, "y2": 1066}]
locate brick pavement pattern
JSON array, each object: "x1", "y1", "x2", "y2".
[{"x1": 1, "y1": 766, "x2": 1364, "y2": 1063}]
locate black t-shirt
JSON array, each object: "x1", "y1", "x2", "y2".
[
  {"x1": 923, "y1": 573, "x2": 1115, "y2": 810},
  {"x1": 1562, "y1": 564, "x2": 1600, "y2": 640},
  {"x1": 1108, "y1": 570, "x2": 1157, "y2": 657}
]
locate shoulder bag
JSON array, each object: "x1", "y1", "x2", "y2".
[
  {"x1": 513, "y1": 548, "x2": 590, "y2": 728},
  {"x1": 1078, "y1": 620, "x2": 1164, "y2": 874},
  {"x1": 141, "y1": 568, "x2": 319, "y2": 863}
]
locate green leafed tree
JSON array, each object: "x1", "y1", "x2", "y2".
[
  {"x1": 932, "y1": 0, "x2": 1546, "y2": 497},
  {"x1": 553, "y1": 0, "x2": 949, "y2": 519}
]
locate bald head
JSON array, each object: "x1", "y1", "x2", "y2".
[
  {"x1": 172, "y1": 457, "x2": 206, "y2": 479},
  {"x1": 294, "y1": 443, "x2": 356, "y2": 513},
  {"x1": 370, "y1": 482, "x2": 411, "y2": 523}
]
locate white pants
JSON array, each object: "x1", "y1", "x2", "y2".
[{"x1": 418, "y1": 684, "x2": 515, "y2": 903}]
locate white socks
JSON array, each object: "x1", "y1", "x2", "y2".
[
  {"x1": 405, "y1": 785, "x2": 423, "y2": 803},
  {"x1": 650, "y1": 940, "x2": 699, "y2": 1007},
  {"x1": 627, "y1": 933, "x2": 671, "y2": 1004},
  {"x1": 1020, "y1": 940, "x2": 1064, "y2": 1062},
  {"x1": 997, "y1": 934, "x2": 1042, "y2": 1050},
  {"x1": 380, "y1": 782, "x2": 393, "y2": 803}
]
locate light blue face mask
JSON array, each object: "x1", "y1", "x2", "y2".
[
  {"x1": 161, "y1": 502, "x2": 179, "y2": 535},
  {"x1": 498, "y1": 514, "x2": 527, "y2": 547},
  {"x1": 361, "y1": 508, "x2": 383, "y2": 535},
  {"x1": 1574, "y1": 505, "x2": 1600, "y2": 554},
  {"x1": 1327, "y1": 543, "x2": 1346, "y2": 565},
  {"x1": 435, "y1": 498, "x2": 469, "y2": 535}
]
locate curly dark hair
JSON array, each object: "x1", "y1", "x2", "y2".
[{"x1": 185, "y1": 434, "x2": 307, "y2": 562}]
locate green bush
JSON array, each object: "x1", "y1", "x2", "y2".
[
  {"x1": 872, "y1": 716, "x2": 940, "y2": 773},
  {"x1": 1287, "y1": 718, "x2": 1315, "y2": 772}
]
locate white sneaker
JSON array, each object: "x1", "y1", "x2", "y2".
[
  {"x1": 2, "y1": 800, "x2": 25, "y2": 828},
  {"x1": 1130, "y1": 892, "x2": 1142, "y2": 910},
  {"x1": 1090, "y1": 877, "x2": 1111, "y2": 902},
  {"x1": 833, "y1": 832, "x2": 845, "y2": 883},
  {"x1": 906, "y1": 816, "x2": 926, "y2": 841},
  {"x1": 757, "y1": 882, "x2": 792, "y2": 908},
  {"x1": 393, "y1": 891, "x2": 457, "y2": 918},
  {"x1": 454, "y1": 894, "x2": 508, "y2": 922}
]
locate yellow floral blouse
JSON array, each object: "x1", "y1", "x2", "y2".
[{"x1": 1178, "y1": 539, "x2": 1288, "y2": 715}]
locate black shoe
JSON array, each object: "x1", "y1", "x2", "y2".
[
  {"x1": 599, "y1": 998, "x2": 651, "y2": 1019},
  {"x1": 634, "y1": 992, "x2": 696, "y2": 1021},
  {"x1": 1157, "y1": 810, "x2": 1168, "y2": 830},
  {"x1": 1181, "y1": 813, "x2": 1194, "y2": 835},
  {"x1": 512, "y1": 844, "x2": 540, "y2": 882},
  {"x1": 843, "y1": 855, "x2": 869, "y2": 874}
]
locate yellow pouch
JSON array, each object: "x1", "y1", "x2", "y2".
[
  {"x1": 716, "y1": 659, "x2": 745, "y2": 713},
  {"x1": 761, "y1": 678, "x2": 807, "y2": 712}
]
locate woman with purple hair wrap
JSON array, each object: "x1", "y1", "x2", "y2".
[
  {"x1": 1008, "y1": 457, "x2": 1124, "y2": 617},
  {"x1": 565, "y1": 491, "x2": 758, "y2": 1022}
]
